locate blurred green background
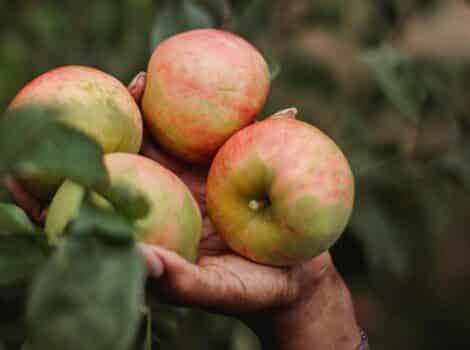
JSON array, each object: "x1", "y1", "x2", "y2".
[{"x1": 2, "y1": 0, "x2": 470, "y2": 349}]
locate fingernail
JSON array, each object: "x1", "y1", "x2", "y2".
[
  {"x1": 129, "y1": 72, "x2": 146, "y2": 90},
  {"x1": 136, "y1": 72, "x2": 146, "y2": 87},
  {"x1": 139, "y1": 244, "x2": 164, "y2": 278},
  {"x1": 272, "y1": 107, "x2": 298, "y2": 119},
  {"x1": 149, "y1": 256, "x2": 164, "y2": 278}
]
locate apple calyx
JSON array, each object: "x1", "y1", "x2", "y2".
[{"x1": 248, "y1": 198, "x2": 270, "y2": 212}]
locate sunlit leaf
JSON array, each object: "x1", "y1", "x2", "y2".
[
  {"x1": 0, "y1": 107, "x2": 109, "y2": 191},
  {"x1": 0, "y1": 203, "x2": 36, "y2": 236},
  {"x1": 68, "y1": 197, "x2": 136, "y2": 242},
  {"x1": 100, "y1": 183, "x2": 150, "y2": 221}
]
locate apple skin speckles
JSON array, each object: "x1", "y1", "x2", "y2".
[
  {"x1": 142, "y1": 29, "x2": 270, "y2": 164},
  {"x1": 207, "y1": 117, "x2": 354, "y2": 266}
]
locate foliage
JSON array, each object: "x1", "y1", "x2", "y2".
[
  {"x1": 0, "y1": 107, "x2": 149, "y2": 349},
  {"x1": 1, "y1": 0, "x2": 470, "y2": 349},
  {"x1": 0, "y1": 107, "x2": 108, "y2": 188},
  {"x1": 28, "y1": 225, "x2": 145, "y2": 350}
]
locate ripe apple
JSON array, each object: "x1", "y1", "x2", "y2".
[
  {"x1": 45, "y1": 153, "x2": 202, "y2": 262},
  {"x1": 7, "y1": 65, "x2": 143, "y2": 199},
  {"x1": 142, "y1": 29, "x2": 270, "y2": 164},
  {"x1": 207, "y1": 117, "x2": 355, "y2": 266}
]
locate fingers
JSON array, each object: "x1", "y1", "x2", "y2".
[
  {"x1": 305, "y1": 251, "x2": 334, "y2": 277},
  {"x1": 139, "y1": 244, "x2": 165, "y2": 278},
  {"x1": 178, "y1": 169, "x2": 208, "y2": 213},
  {"x1": 127, "y1": 72, "x2": 146, "y2": 104},
  {"x1": 287, "y1": 251, "x2": 335, "y2": 302},
  {"x1": 127, "y1": 70, "x2": 188, "y2": 175},
  {"x1": 139, "y1": 244, "x2": 291, "y2": 314},
  {"x1": 140, "y1": 244, "x2": 238, "y2": 311},
  {"x1": 5, "y1": 177, "x2": 46, "y2": 225},
  {"x1": 201, "y1": 216, "x2": 217, "y2": 239},
  {"x1": 129, "y1": 71, "x2": 186, "y2": 174},
  {"x1": 198, "y1": 218, "x2": 231, "y2": 257},
  {"x1": 141, "y1": 244, "x2": 224, "y2": 309},
  {"x1": 128, "y1": 70, "x2": 209, "y2": 204}
]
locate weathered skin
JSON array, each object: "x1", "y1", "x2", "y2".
[
  {"x1": 45, "y1": 153, "x2": 202, "y2": 262},
  {"x1": 142, "y1": 29, "x2": 270, "y2": 164},
  {"x1": 207, "y1": 118, "x2": 355, "y2": 266},
  {"x1": 8, "y1": 66, "x2": 143, "y2": 199}
]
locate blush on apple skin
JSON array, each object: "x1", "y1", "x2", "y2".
[
  {"x1": 7, "y1": 65, "x2": 144, "y2": 200},
  {"x1": 142, "y1": 29, "x2": 271, "y2": 164},
  {"x1": 45, "y1": 153, "x2": 202, "y2": 262},
  {"x1": 9, "y1": 65, "x2": 143, "y2": 153},
  {"x1": 207, "y1": 117, "x2": 355, "y2": 267}
]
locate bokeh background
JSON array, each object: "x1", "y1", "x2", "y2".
[{"x1": 2, "y1": 1, "x2": 470, "y2": 349}]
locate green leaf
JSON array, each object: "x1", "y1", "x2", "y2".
[
  {"x1": 99, "y1": 183, "x2": 150, "y2": 221},
  {"x1": 181, "y1": 0, "x2": 216, "y2": 28},
  {"x1": 143, "y1": 307, "x2": 152, "y2": 350},
  {"x1": 0, "y1": 182, "x2": 12, "y2": 203},
  {"x1": 21, "y1": 342, "x2": 32, "y2": 350},
  {"x1": 0, "y1": 234, "x2": 49, "y2": 285},
  {"x1": 197, "y1": 0, "x2": 229, "y2": 25},
  {"x1": 229, "y1": 0, "x2": 262, "y2": 15},
  {"x1": 44, "y1": 179, "x2": 149, "y2": 241},
  {"x1": 0, "y1": 282, "x2": 30, "y2": 347},
  {"x1": 349, "y1": 164, "x2": 432, "y2": 285},
  {"x1": 68, "y1": 197, "x2": 136, "y2": 242},
  {"x1": 361, "y1": 46, "x2": 428, "y2": 121},
  {"x1": 0, "y1": 107, "x2": 55, "y2": 178},
  {"x1": 350, "y1": 195, "x2": 412, "y2": 279},
  {"x1": 28, "y1": 234, "x2": 146, "y2": 350},
  {"x1": 265, "y1": 53, "x2": 281, "y2": 81},
  {"x1": 150, "y1": 304, "x2": 187, "y2": 343},
  {"x1": 0, "y1": 106, "x2": 109, "y2": 190},
  {"x1": 150, "y1": 0, "x2": 215, "y2": 51},
  {"x1": 438, "y1": 145, "x2": 470, "y2": 192},
  {"x1": 0, "y1": 203, "x2": 36, "y2": 236},
  {"x1": 232, "y1": 0, "x2": 271, "y2": 38}
]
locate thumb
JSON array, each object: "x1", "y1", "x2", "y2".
[
  {"x1": 128, "y1": 72, "x2": 146, "y2": 103},
  {"x1": 139, "y1": 244, "x2": 248, "y2": 313}
]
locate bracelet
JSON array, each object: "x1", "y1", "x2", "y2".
[{"x1": 357, "y1": 329, "x2": 370, "y2": 350}]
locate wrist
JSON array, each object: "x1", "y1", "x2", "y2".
[{"x1": 247, "y1": 265, "x2": 362, "y2": 350}]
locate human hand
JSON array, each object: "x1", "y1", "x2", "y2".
[
  {"x1": 129, "y1": 73, "x2": 362, "y2": 350},
  {"x1": 6, "y1": 72, "x2": 363, "y2": 349}
]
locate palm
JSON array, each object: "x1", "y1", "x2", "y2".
[
  {"x1": 132, "y1": 73, "x2": 336, "y2": 313},
  {"x1": 135, "y1": 80, "x2": 333, "y2": 314},
  {"x1": 140, "y1": 131, "x2": 229, "y2": 255},
  {"x1": 9, "y1": 73, "x2": 336, "y2": 315}
]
